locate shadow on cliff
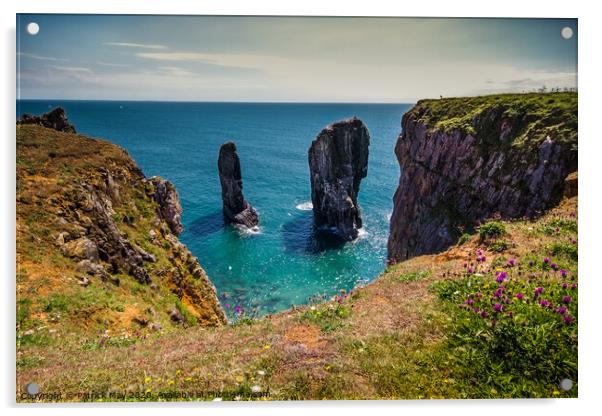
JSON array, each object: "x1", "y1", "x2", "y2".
[
  {"x1": 188, "y1": 211, "x2": 226, "y2": 238},
  {"x1": 281, "y1": 211, "x2": 346, "y2": 254}
]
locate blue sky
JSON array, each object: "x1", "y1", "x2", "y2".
[{"x1": 17, "y1": 15, "x2": 577, "y2": 102}]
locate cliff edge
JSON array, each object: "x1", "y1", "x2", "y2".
[
  {"x1": 17, "y1": 116, "x2": 227, "y2": 337},
  {"x1": 388, "y1": 92, "x2": 577, "y2": 262}
]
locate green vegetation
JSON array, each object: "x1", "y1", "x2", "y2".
[
  {"x1": 413, "y1": 92, "x2": 577, "y2": 153},
  {"x1": 300, "y1": 303, "x2": 351, "y2": 332},
  {"x1": 399, "y1": 270, "x2": 430, "y2": 283},
  {"x1": 479, "y1": 221, "x2": 506, "y2": 241}
]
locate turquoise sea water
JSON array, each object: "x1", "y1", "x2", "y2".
[{"x1": 17, "y1": 100, "x2": 411, "y2": 317}]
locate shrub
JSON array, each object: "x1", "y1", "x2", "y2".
[
  {"x1": 549, "y1": 242, "x2": 578, "y2": 261},
  {"x1": 458, "y1": 233, "x2": 472, "y2": 245},
  {"x1": 479, "y1": 221, "x2": 506, "y2": 241}
]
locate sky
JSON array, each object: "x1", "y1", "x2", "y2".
[{"x1": 16, "y1": 15, "x2": 577, "y2": 102}]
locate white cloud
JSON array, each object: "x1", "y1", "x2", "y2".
[
  {"x1": 104, "y1": 42, "x2": 167, "y2": 50},
  {"x1": 96, "y1": 61, "x2": 130, "y2": 68},
  {"x1": 18, "y1": 52, "x2": 67, "y2": 62}
]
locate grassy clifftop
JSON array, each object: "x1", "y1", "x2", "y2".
[
  {"x1": 410, "y1": 92, "x2": 577, "y2": 151},
  {"x1": 17, "y1": 124, "x2": 226, "y2": 353}
]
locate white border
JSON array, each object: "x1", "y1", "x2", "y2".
[{"x1": 2, "y1": 1, "x2": 600, "y2": 415}]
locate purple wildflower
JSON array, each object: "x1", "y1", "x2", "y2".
[
  {"x1": 515, "y1": 293, "x2": 525, "y2": 300},
  {"x1": 559, "y1": 269, "x2": 568, "y2": 278},
  {"x1": 571, "y1": 283, "x2": 577, "y2": 290},
  {"x1": 563, "y1": 315, "x2": 574, "y2": 325},
  {"x1": 480, "y1": 311, "x2": 489, "y2": 318},
  {"x1": 539, "y1": 299, "x2": 550, "y2": 308},
  {"x1": 543, "y1": 257, "x2": 551, "y2": 265},
  {"x1": 534, "y1": 287, "x2": 544, "y2": 297},
  {"x1": 234, "y1": 305, "x2": 242, "y2": 314},
  {"x1": 557, "y1": 306, "x2": 567, "y2": 315},
  {"x1": 493, "y1": 303, "x2": 504, "y2": 313},
  {"x1": 507, "y1": 259, "x2": 517, "y2": 267},
  {"x1": 225, "y1": 303, "x2": 231, "y2": 309},
  {"x1": 551, "y1": 262, "x2": 559, "y2": 271},
  {"x1": 562, "y1": 295, "x2": 572, "y2": 304},
  {"x1": 495, "y1": 271, "x2": 507, "y2": 283}
]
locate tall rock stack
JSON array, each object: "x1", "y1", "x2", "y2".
[
  {"x1": 308, "y1": 117, "x2": 370, "y2": 240},
  {"x1": 218, "y1": 141, "x2": 259, "y2": 228}
]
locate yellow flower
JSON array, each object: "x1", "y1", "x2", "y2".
[
  {"x1": 167, "y1": 379, "x2": 175, "y2": 386},
  {"x1": 553, "y1": 390, "x2": 561, "y2": 396},
  {"x1": 263, "y1": 344, "x2": 271, "y2": 350},
  {"x1": 175, "y1": 369, "x2": 182, "y2": 376},
  {"x1": 184, "y1": 377, "x2": 193, "y2": 382},
  {"x1": 235, "y1": 375, "x2": 244, "y2": 383},
  {"x1": 155, "y1": 378, "x2": 162, "y2": 383},
  {"x1": 144, "y1": 376, "x2": 152, "y2": 383},
  {"x1": 145, "y1": 388, "x2": 152, "y2": 394}
]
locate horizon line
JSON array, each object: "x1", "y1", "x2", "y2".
[{"x1": 17, "y1": 98, "x2": 419, "y2": 105}]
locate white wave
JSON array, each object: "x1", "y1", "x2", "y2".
[
  {"x1": 295, "y1": 201, "x2": 313, "y2": 211},
  {"x1": 234, "y1": 224, "x2": 262, "y2": 237}
]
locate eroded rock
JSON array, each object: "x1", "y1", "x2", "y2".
[
  {"x1": 17, "y1": 107, "x2": 76, "y2": 133},
  {"x1": 308, "y1": 117, "x2": 370, "y2": 240},
  {"x1": 217, "y1": 141, "x2": 259, "y2": 228},
  {"x1": 145, "y1": 176, "x2": 184, "y2": 235}
]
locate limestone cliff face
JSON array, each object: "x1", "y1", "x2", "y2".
[
  {"x1": 16, "y1": 113, "x2": 226, "y2": 330},
  {"x1": 388, "y1": 93, "x2": 578, "y2": 262},
  {"x1": 308, "y1": 117, "x2": 370, "y2": 240},
  {"x1": 218, "y1": 141, "x2": 259, "y2": 228}
]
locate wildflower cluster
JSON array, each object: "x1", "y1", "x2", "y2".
[{"x1": 435, "y1": 248, "x2": 578, "y2": 395}]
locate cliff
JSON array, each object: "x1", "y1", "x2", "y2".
[
  {"x1": 388, "y1": 92, "x2": 578, "y2": 261},
  {"x1": 308, "y1": 117, "x2": 370, "y2": 240},
  {"x1": 17, "y1": 120, "x2": 227, "y2": 337}
]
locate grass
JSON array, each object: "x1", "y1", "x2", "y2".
[
  {"x1": 16, "y1": 193, "x2": 578, "y2": 401},
  {"x1": 412, "y1": 92, "x2": 577, "y2": 154}
]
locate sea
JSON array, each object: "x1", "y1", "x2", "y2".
[{"x1": 17, "y1": 100, "x2": 412, "y2": 318}]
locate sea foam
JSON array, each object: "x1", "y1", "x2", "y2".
[{"x1": 295, "y1": 201, "x2": 313, "y2": 211}]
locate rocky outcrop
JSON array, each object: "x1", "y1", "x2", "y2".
[
  {"x1": 17, "y1": 118, "x2": 227, "y2": 328},
  {"x1": 218, "y1": 141, "x2": 259, "y2": 228},
  {"x1": 145, "y1": 176, "x2": 184, "y2": 235},
  {"x1": 308, "y1": 117, "x2": 370, "y2": 240},
  {"x1": 17, "y1": 107, "x2": 76, "y2": 133},
  {"x1": 387, "y1": 94, "x2": 578, "y2": 262}
]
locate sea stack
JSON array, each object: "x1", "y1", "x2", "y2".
[
  {"x1": 218, "y1": 141, "x2": 259, "y2": 228},
  {"x1": 308, "y1": 117, "x2": 370, "y2": 240}
]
